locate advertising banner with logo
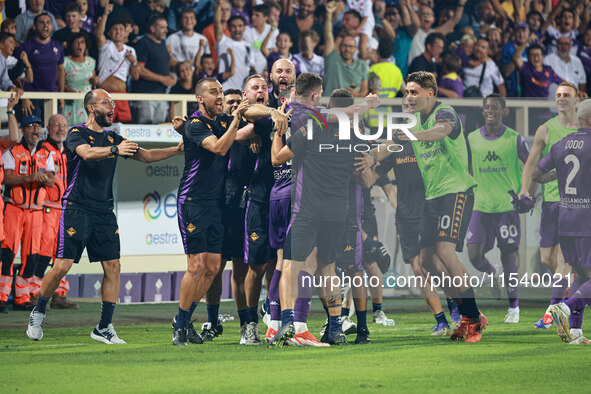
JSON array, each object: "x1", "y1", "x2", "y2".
[
  {"x1": 112, "y1": 123, "x2": 183, "y2": 143},
  {"x1": 117, "y1": 156, "x2": 185, "y2": 255}
]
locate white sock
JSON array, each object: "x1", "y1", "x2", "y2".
[
  {"x1": 570, "y1": 328, "x2": 583, "y2": 338},
  {"x1": 508, "y1": 307, "x2": 520, "y2": 314},
  {"x1": 545, "y1": 305, "x2": 552, "y2": 315},
  {"x1": 270, "y1": 320, "x2": 280, "y2": 331},
  {"x1": 294, "y1": 322, "x2": 308, "y2": 334}
]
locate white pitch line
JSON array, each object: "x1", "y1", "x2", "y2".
[{"x1": 2, "y1": 343, "x2": 88, "y2": 350}]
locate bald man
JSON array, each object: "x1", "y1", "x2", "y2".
[{"x1": 268, "y1": 58, "x2": 296, "y2": 108}]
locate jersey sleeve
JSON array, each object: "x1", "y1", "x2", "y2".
[
  {"x1": 286, "y1": 127, "x2": 307, "y2": 156},
  {"x1": 185, "y1": 118, "x2": 215, "y2": 147},
  {"x1": 537, "y1": 146, "x2": 556, "y2": 173},
  {"x1": 435, "y1": 108, "x2": 461, "y2": 139},
  {"x1": 65, "y1": 127, "x2": 90, "y2": 154},
  {"x1": 516, "y1": 134, "x2": 530, "y2": 163},
  {"x1": 3, "y1": 150, "x2": 15, "y2": 171}
]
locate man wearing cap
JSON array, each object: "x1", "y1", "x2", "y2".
[{"x1": 0, "y1": 114, "x2": 56, "y2": 311}]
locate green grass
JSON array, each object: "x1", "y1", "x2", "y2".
[{"x1": 1, "y1": 299, "x2": 589, "y2": 393}]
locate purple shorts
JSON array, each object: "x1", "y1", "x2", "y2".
[
  {"x1": 269, "y1": 198, "x2": 291, "y2": 249},
  {"x1": 559, "y1": 236, "x2": 591, "y2": 270},
  {"x1": 540, "y1": 202, "x2": 559, "y2": 248},
  {"x1": 466, "y1": 210, "x2": 520, "y2": 252}
]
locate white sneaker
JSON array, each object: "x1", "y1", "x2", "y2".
[
  {"x1": 373, "y1": 310, "x2": 395, "y2": 326},
  {"x1": 342, "y1": 316, "x2": 357, "y2": 335},
  {"x1": 90, "y1": 324, "x2": 127, "y2": 344},
  {"x1": 244, "y1": 322, "x2": 261, "y2": 345},
  {"x1": 239, "y1": 324, "x2": 247, "y2": 344},
  {"x1": 26, "y1": 310, "x2": 46, "y2": 341},
  {"x1": 504, "y1": 310, "x2": 519, "y2": 324}
]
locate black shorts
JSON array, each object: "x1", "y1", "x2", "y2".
[
  {"x1": 56, "y1": 207, "x2": 120, "y2": 263},
  {"x1": 284, "y1": 213, "x2": 344, "y2": 265},
  {"x1": 222, "y1": 205, "x2": 246, "y2": 260},
  {"x1": 335, "y1": 226, "x2": 363, "y2": 273},
  {"x1": 361, "y1": 210, "x2": 378, "y2": 240},
  {"x1": 178, "y1": 201, "x2": 224, "y2": 255},
  {"x1": 396, "y1": 216, "x2": 421, "y2": 263},
  {"x1": 420, "y1": 188, "x2": 474, "y2": 252},
  {"x1": 244, "y1": 199, "x2": 273, "y2": 265}
]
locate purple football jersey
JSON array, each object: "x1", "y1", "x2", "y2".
[
  {"x1": 270, "y1": 133, "x2": 292, "y2": 201},
  {"x1": 537, "y1": 128, "x2": 591, "y2": 236}
]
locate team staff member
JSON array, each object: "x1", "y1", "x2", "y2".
[
  {"x1": 1, "y1": 115, "x2": 55, "y2": 311},
  {"x1": 30, "y1": 114, "x2": 78, "y2": 310},
  {"x1": 0, "y1": 91, "x2": 25, "y2": 313},
  {"x1": 27, "y1": 89, "x2": 183, "y2": 344}
]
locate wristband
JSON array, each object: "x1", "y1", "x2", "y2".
[
  {"x1": 268, "y1": 108, "x2": 274, "y2": 116},
  {"x1": 132, "y1": 61, "x2": 138, "y2": 66}
]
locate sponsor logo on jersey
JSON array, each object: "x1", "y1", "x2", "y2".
[
  {"x1": 483, "y1": 151, "x2": 501, "y2": 162},
  {"x1": 187, "y1": 223, "x2": 196, "y2": 233},
  {"x1": 250, "y1": 232, "x2": 259, "y2": 241}
]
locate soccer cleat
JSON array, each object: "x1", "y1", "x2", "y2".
[
  {"x1": 504, "y1": 311, "x2": 519, "y2": 324},
  {"x1": 431, "y1": 322, "x2": 450, "y2": 336},
  {"x1": 373, "y1": 310, "x2": 395, "y2": 326},
  {"x1": 265, "y1": 327, "x2": 278, "y2": 344},
  {"x1": 51, "y1": 294, "x2": 79, "y2": 310},
  {"x1": 342, "y1": 316, "x2": 357, "y2": 335},
  {"x1": 451, "y1": 310, "x2": 461, "y2": 330},
  {"x1": 567, "y1": 335, "x2": 591, "y2": 345},
  {"x1": 549, "y1": 303, "x2": 574, "y2": 343},
  {"x1": 450, "y1": 316, "x2": 471, "y2": 340},
  {"x1": 186, "y1": 321, "x2": 203, "y2": 344},
  {"x1": 244, "y1": 322, "x2": 261, "y2": 345},
  {"x1": 267, "y1": 322, "x2": 295, "y2": 348},
  {"x1": 13, "y1": 302, "x2": 36, "y2": 311},
  {"x1": 464, "y1": 320, "x2": 484, "y2": 343},
  {"x1": 90, "y1": 324, "x2": 126, "y2": 344},
  {"x1": 480, "y1": 313, "x2": 488, "y2": 330},
  {"x1": 26, "y1": 309, "x2": 46, "y2": 341},
  {"x1": 491, "y1": 274, "x2": 502, "y2": 300},
  {"x1": 172, "y1": 326, "x2": 188, "y2": 346},
  {"x1": 289, "y1": 330, "x2": 330, "y2": 347},
  {"x1": 354, "y1": 327, "x2": 371, "y2": 344},
  {"x1": 319, "y1": 319, "x2": 328, "y2": 337},
  {"x1": 239, "y1": 324, "x2": 247, "y2": 344},
  {"x1": 322, "y1": 328, "x2": 347, "y2": 345},
  {"x1": 200, "y1": 322, "x2": 223, "y2": 342},
  {"x1": 534, "y1": 313, "x2": 554, "y2": 329}
]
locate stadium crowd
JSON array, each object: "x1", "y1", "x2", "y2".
[{"x1": 2, "y1": 0, "x2": 591, "y2": 126}]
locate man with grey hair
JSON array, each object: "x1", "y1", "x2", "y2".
[{"x1": 533, "y1": 99, "x2": 591, "y2": 344}]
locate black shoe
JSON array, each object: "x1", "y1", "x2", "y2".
[
  {"x1": 323, "y1": 328, "x2": 347, "y2": 345},
  {"x1": 354, "y1": 327, "x2": 371, "y2": 344},
  {"x1": 267, "y1": 322, "x2": 295, "y2": 348},
  {"x1": 172, "y1": 327, "x2": 188, "y2": 346},
  {"x1": 201, "y1": 322, "x2": 223, "y2": 342},
  {"x1": 186, "y1": 321, "x2": 204, "y2": 344},
  {"x1": 13, "y1": 302, "x2": 36, "y2": 311}
]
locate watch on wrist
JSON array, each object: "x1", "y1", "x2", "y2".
[
  {"x1": 110, "y1": 145, "x2": 118, "y2": 156},
  {"x1": 6, "y1": 109, "x2": 15, "y2": 116}
]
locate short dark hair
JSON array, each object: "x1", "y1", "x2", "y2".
[
  {"x1": 442, "y1": 53, "x2": 461, "y2": 72},
  {"x1": 67, "y1": 31, "x2": 90, "y2": 52},
  {"x1": 252, "y1": 4, "x2": 270, "y2": 17},
  {"x1": 278, "y1": 83, "x2": 295, "y2": 100},
  {"x1": 0, "y1": 32, "x2": 15, "y2": 44},
  {"x1": 526, "y1": 10, "x2": 542, "y2": 22},
  {"x1": 329, "y1": 89, "x2": 354, "y2": 108},
  {"x1": 224, "y1": 89, "x2": 242, "y2": 96},
  {"x1": 344, "y1": 10, "x2": 362, "y2": 23},
  {"x1": 295, "y1": 72, "x2": 323, "y2": 97},
  {"x1": 425, "y1": 32, "x2": 444, "y2": 47},
  {"x1": 559, "y1": 8, "x2": 574, "y2": 19},
  {"x1": 228, "y1": 15, "x2": 247, "y2": 26},
  {"x1": 1, "y1": 18, "x2": 16, "y2": 32},
  {"x1": 34, "y1": 12, "x2": 52, "y2": 26},
  {"x1": 201, "y1": 54, "x2": 213, "y2": 63},
  {"x1": 181, "y1": 8, "x2": 196, "y2": 17},
  {"x1": 64, "y1": 2, "x2": 82, "y2": 15},
  {"x1": 147, "y1": 13, "x2": 166, "y2": 30},
  {"x1": 406, "y1": 71, "x2": 438, "y2": 96},
  {"x1": 195, "y1": 77, "x2": 220, "y2": 96},
  {"x1": 377, "y1": 37, "x2": 394, "y2": 59},
  {"x1": 484, "y1": 93, "x2": 505, "y2": 109},
  {"x1": 83, "y1": 90, "x2": 96, "y2": 115},
  {"x1": 526, "y1": 43, "x2": 543, "y2": 56}
]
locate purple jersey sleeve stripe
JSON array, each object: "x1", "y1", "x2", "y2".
[
  {"x1": 177, "y1": 200, "x2": 188, "y2": 254},
  {"x1": 178, "y1": 157, "x2": 200, "y2": 205},
  {"x1": 244, "y1": 199, "x2": 251, "y2": 264},
  {"x1": 62, "y1": 158, "x2": 81, "y2": 201},
  {"x1": 293, "y1": 162, "x2": 303, "y2": 213},
  {"x1": 56, "y1": 201, "x2": 67, "y2": 258}
]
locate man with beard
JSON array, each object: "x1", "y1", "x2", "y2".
[
  {"x1": 268, "y1": 59, "x2": 296, "y2": 109},
  {"x1": 279, "y1": 0, "x2": 324, "y2": 55},
  {"x1": 29, "y1": 114, "x2": 79, "y2": 310},
  {"x1": 26, "y1": 89, "x2": 183, "y2": 344},
  {"x1": 171, "y1": 78, "x2": 289, "y2": 346}
]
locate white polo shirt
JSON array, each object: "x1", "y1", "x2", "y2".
[{"x1": 543, "y1": 53, "x2": 586, "y2": 87}]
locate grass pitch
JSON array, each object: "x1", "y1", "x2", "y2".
[{"x1": 1, "y1": 299, "x2": 589, "y2": 393}]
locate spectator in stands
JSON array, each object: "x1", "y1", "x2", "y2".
[
  {"x1": 216, "y1": 15, "x2": 255, "y2": 90},
  {"x1": 543, "y1": 36, "x2": 587, "y2": 96},
  {"x1": 0, "y1": 35, "x2": 17, "y2": 94},
  {"x1": 196, "y1": 51, "x2": 235, "y2": 83},
  {"x1": 77, "y1": 0, "x2": 95, "y2": 33},
  {"x1": 344, "y1": 0, "x2": 374, "y2": 46},
  {"x1": 104, "y1": 0, "x2": 134, "y2": 35},
  {"x1": 267, "y1": 1, "x2": 282, "y2": 26},
  {"x1": 262, "y1": 27, "x2": 300, "y2": 76},
  {"x1": 167, "y1": 8, "x2": 210, "y2": 71},
  {"x1": 512, "y1": 43, "x2": 561, "y2": 98},
  {"x1": 381, "y1": 2, "x2": 412, "y2": 77},
  {"x1": 53, "y1": 2, "x2": 85, "y2": 51},
  {"x1": 322, "y1": 1, "x2": 367, "y2": 97},
  {"x1": 63, "y1": 32, "x2": 98, "y2": 125},
  {"x1": 15, "y1": 0, "x2": 58, "y2": 43},
  {"x1": 280, "y1": 0, "x2": 324, "y2": 55},
  {"x1": 15, "y1": 13, "x2": 65, "y2": 120},
  {"x1": 244, "y1": 4, "x2": 277, "y2": 74},
  {"x1": 541, "y1": 1, "x2": 587, "y2": 56},
  {"x1": 577, "y1": 27, "x2": 591, "y2": 97},
  {"x1": 486, "y1": 27, "x2": 503, "y2": 63},
  {"x1": 230, "y1": 0, "x2": 250, "y2": 25},
  {"x1": 203, "y1": 0, "x2": 232, "y2": 64},
  {"x1": 452, "y1": 33, "x2": 476, "y2": 67},
  {"x1": 438, "y1": 53, "x2": 464, "y2": 98},
  {"x1": 526, "y1": 10, "x2": 543, "y2": 40},
  {"x1": 408, "y1": 32, "x2": 444, "y2": 77},
  {"x1": 337, "y1": 10, "x2": 377, "y2": 61},
  {"x1": 96, "y1": 4, "x2": 140, "y2": 124},
  {"x1": 463, "y1": 37, "x2": 506, "y2": 97},
  {"x1": 1, "y1": 19, "x2": 18, "y2": 38},
  {"x1": 0, "y1": 32, "x2": 32, "y2": 88},
  {"x1": 133, "y1": 14, "x2": 176, "y2": 124},
  {"x1": 502, "y1": 22, "x2": 532, "y2": 97},
  {"x1": 169, "y1": 61, "x2": 199, "y2": 121},
  {"x1": 293, "y1": 29, "x2": 324, "y2": 78},
  {"x1": 369, "y1": 38, "x2": 403, "y2": 98},
  {"x1": 130, "y1": 0, "x2": 162, "y2": 36}
]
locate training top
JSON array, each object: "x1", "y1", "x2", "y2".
[
  {"x1": 540, "y1": 116, "x2": 578, "y2": 202},
  {"x1": 468, "y1": 125, "x2": 529, "y2": 213},
  {"x1": 270, "y1": 132, "x2": 292, "y2": 201},
  {"x1": 63, "y1": 124, "x2": 125, "y2": 213},
  {"x1": 537, "y1": 128, "x2": 591, "y2": 236},
  {"x1": 247, "y1": 117, "x2": 275, "y2": 203},
  {"x1": 411, "y1": 101, "x2": 475, "y2": 199}
]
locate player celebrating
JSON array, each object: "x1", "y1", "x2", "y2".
[
  {"x1": 533, "y1": 99, "x2": 591, "y2": 345},
  {"x1": 27, "y1": 89, "x2": 183, "y2": 343},
  {"x1": 466, "y1": 94, "x2": 532, "y2": 323},
  {"x1": 519, "y1": 82, "x2": 579, "y2": 329}
]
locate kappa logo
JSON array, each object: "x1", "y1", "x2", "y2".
[
  {"x1": 108, "y1": 136, "x2": 114, "y2": 143},
  {"x1": 438, "y1": 231, "x2": 447, "y2": 237},
  {"x1": 220, "y1": 121, "x2": 227, "y2": 128},
  {"x1": 71, "y1": 128, "x2": 80, "y2": 133},
  {"x1": 115, "y1": 229, "x2": 119, "y2": 235},
  {"x1": 483, "y1": 151, "x2": 501, "y2": 162},
  {"x1": 67, "y1": 227, "x2": 76, "y2": 236},
  {"x1": 251, "y1": 232, "x2": 259, "y2": 241},
  {"x1": 191, "y1": 118, "x2": 200, "y2": 123},
  {"x1": 344, "y1": 245, "x2": 354, "y2": 252},
  {"x1": 187, "y1": 223, "x2": 196, "y2": 233}
]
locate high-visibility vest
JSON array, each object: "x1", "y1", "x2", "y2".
[
  {"x1": 38, "y1": 139, "x2": 66, "y2": 209},
  {"x1": 4, "y1": 142, "x2": 48, "y2": 210}
]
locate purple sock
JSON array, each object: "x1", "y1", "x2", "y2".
[
  {"x1": 294, "y1": 271, "x2": 313, "y2": 323},
  {"x1": 472, "y1": 256, "x2": 496, "y2": 275},
  {"x1": 269, "y1": 269, "x2": 281, "y2": 321},
  {"x1": 569, "y1": 275, "x2": 586, "y2": 329},
  {"x1": 550, "y1": 278, "x2": 569, "y2": 305},
  {"x1": 501, "y1": 252, "x2": 518, "y2": 308},
  {"x1": 565, "y1": 279, "x2": 591, "y2": 317}
]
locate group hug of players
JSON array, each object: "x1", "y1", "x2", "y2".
[
  {"x1": 23, "y1": 57, "x2": 591, "y2": 346},
  {"x1": 0, "y1": 92, "x2": 78, "y2": 314}
]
